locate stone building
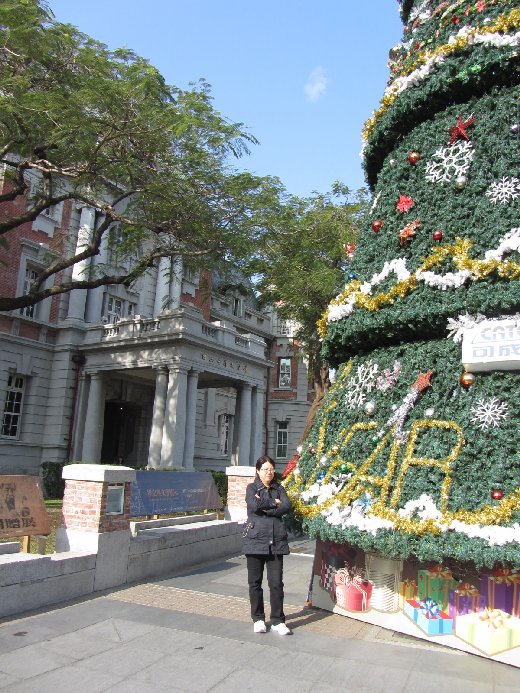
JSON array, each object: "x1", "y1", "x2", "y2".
[{"x1": 0, "y1": 194, "x2": 313, "y2": 476}]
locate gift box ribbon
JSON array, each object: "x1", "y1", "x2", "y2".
[
  {"x1": 456, "y1": 582, "x2": 479, "y2": 597},
  {"x1": 427, "y1": 565, "x2": 452, "y2": 579},
  {"x1": 478, "y1": 608, "x2": 508, "y2": 631},
  {"x1": 491, "y1": 568, "x2": 518, "y2": 587},
  {"x1": 420, "y1": 598, "x2": 440, "y2": 619},
  {"x1": 335, "y1": 568, "x2": 371, "y2": 611}
]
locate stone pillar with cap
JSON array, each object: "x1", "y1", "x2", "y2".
[
  {"x1": 224, "y1": 466, "x2": 256, "y2": 522},
  {"x1": 55, "y1": 464, "x2": 136, "y2": 591}
]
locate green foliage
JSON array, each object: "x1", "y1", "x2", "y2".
[
  {"x1": 210, "y1": 470, "x2": 228, "y2": 506},
  {"x1": 248, "y1": 183, "x2": 367, "y2": 385},
  {"x1": 0, "y1": 0, "x2": 287, "y2": 312},
  {"x1": 294, "y1": 340, "x2": 520, "y2": 569},
  {"x1": 298, "y1": 3, "x2": 520, "y2": 570},
  {"x1": 40, "y1": 461, "x2": 65, "y2": 499},
  {"x1": 323, "y1": 86, "x2": 520, "y2": 365},
  {"x1": 366, "y1": 1, "x2": 519, "y2": 188}
]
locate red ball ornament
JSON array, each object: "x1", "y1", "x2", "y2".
[
  {"x1": 491, "y1": 488, "x2": 503, "y2": 501},
  {"x1": 372, "y1": 219, "x2": 382, "y2": 233},
  {"x1": 433, "y1": 230, "x2": 443, "y2": 241},
  {"x1": 408, "y1": 151, "x2": 420, "y2": 165},
  {"x1": 460, "y1": 372, "x2": 476, "y2": 389}
]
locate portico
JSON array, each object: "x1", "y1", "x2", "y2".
[{"x1": 73, "y1": 306, "x2": 269, "y2": 470}]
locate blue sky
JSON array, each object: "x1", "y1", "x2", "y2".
[{"x1": 48, "y1": 1, "x2": 403, "y2": 198}]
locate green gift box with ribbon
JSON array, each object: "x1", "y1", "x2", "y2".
[{"x1": 418, "y1": 566, "x2": 459, "y2": 612}]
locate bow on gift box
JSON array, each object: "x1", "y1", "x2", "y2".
[
  {"x1": 491, "y1": 568, "x2": 517, "y2": 587},
  {"x1": 335, "y1": 567, "x2": 371, "y2": 610},
  {"x1": 478, "y1": 608, "x2": 508, "y2": 630},
  {"x1": 456, "y1": 582, "x2": 479, "y2": 597},
  {"x1": 428, "y1": 565, "x2": 453, "y2": 579},
  {"x1": 420, "y1": 598, "x2": 440, "y2": 619}
]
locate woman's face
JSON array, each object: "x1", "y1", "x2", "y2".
[{"x1": 258, "y1": 463, "x2": 275, "y2": 486}]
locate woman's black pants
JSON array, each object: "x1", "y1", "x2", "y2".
[{"x1": 246, "y1": 553, "x2": 285, "y2": 625}]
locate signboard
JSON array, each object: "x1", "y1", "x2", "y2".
[
  {"x1": 130, "y1": 471, "x2": 223, "y2": 517},
  {"x1": 462, "y1": 318, "x2": 520, "y2": 371},
  {"x1": 0, "y1": 476, "x2": 51, "y2": 537},
  {"x1": 106, "y1": 485, "x2": 124, "y2": 515}
]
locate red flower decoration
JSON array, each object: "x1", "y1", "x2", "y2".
[
  {"x1": 476, "y1": 1, "x2": 486, "y2": 11},
  {"x1": 447, "y1": 115, "x2": 476, "y2": 144},
  {"x1": 343, "y1": 242, "x2": 356, "y2": 257},
  {"x1": 281, "y1": 454, "x2": 300, "y2": 479},
  {"x1": 396, "y1": 195, "x2": 414, "y2": 213}
]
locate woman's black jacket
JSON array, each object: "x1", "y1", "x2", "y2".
[{"x1": 242, "y1": 476, "x2": 292, "y2": 556}]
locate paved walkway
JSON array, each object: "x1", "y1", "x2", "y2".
[{"x1": 0, "y1": 538, "x2": 518, "y2": 692}]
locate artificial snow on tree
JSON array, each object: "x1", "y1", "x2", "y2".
[{"x1": 285, "y1": 0, "x2": 520, "y2": 573}]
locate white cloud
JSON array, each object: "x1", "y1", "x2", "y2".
[{"x1": 304, "y1": 66, "x2": 328, "y2": 102}]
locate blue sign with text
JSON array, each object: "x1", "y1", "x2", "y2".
[{"x1": 130, "y1": 471, "x2": 223, "y2": 517}]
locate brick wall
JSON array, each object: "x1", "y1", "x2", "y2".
[
  {"x1": 181, "y1": 269, "x2": 212, "y2": 320},
  {"x1": 226, "y1": 474, "x2": 251, "y2": 514},
  {"x1": 60, "y1": 480, "x2": 132, "y2": 533},
  {"x1": 0, "y1": 191, "x2": 74, "y2": 324}
]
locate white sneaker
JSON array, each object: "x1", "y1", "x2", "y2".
[
  {"x1": 253, "y1": 620, "x2": 267, "y2": 633},
  {"x1": 271, "y1": 622, "x2": 292, "y2": 635}
]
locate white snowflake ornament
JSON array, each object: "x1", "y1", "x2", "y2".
[
  {"x1": 425, "y1": 141, "x2": 474, "y2": 184},
  {"x1": 470, "y1": 397, "x2": 508, "y2": 430},
  {"x1": 345, "y1": 361, "x2": 379, "y2": 409},
  {"x1": 485, "y1": 176, "x2": 520, "y2": 205}
]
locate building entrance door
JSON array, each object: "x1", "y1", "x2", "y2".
[{"x1": 100, "y1": 401, "x2": 140, "y2": 465}]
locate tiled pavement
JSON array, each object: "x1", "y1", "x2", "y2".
[{"x1": 0, "y1": 539, "x2": 519, "y2": 692}]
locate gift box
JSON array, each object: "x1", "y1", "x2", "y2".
[
  {"x1": 320, "y1": 543, "x2": 354, "y2": 599},
  {"x1": 480, "y1": 568, "x2": 520, "y2": 617},
  {"x1": 448, "y1": 582, "x2": 486, "y2": 626},
  {"x1": 399, "y1": 579, "x2": 417, "y2": 610},
  {"x1": 418, "y1": 566, "x2": 459, "y2": 612},
  {"x1": 456, "y1": 608, "x2": 520, "y2": 656},
  {"x1": 404, "y1": 598, "x2": 453, "y2": 636},
  {"x1": 334, "y1": 568, "x2": 373, "y2": 612}
]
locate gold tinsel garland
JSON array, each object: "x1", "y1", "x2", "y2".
[
  {"x1": 318, "y1": 236, "x2": 520, "y2": 339},
  {"x1": 362, "y1": 9, "x2": 520, "y2": 144},
  {"x1": 284, "y1": 406, "x2": 520, "y2": 535}
]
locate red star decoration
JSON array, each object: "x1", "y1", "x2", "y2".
[
  {"x1": 396, "y1": 195, "x2": 414, "y2": 213},
  {"x1": 413, "y1": 371, "x2": 434, "y2": 393},
  {"x1": 447, "y1": 115, "x2": 475, "y2": 144}
]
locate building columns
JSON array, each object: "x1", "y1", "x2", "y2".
[
  {"x1": 153, "y1": 256, "x2": 171, "y2": 316},
  {"x1": 71, "y1": 373, "x2": 89, "y2": 461},
  {"x1": 237, "y1": 383, "x2": 252, "y2": 466},
  {"x1": 153, "y1": 255, "x2": 183, "y2": 316},
  {"x1": 147, "y1": 366, "x2": 169, "y2": 469},
  {"x1": 183, "y1": 369, "x2": 200, "y2": 470},
  {"x1": 81, "y1": 372, "x2": 105, "y2": 463},
  {"x1": 67, "y1": 205, "x2": 95, "y2": 322},
  {"x1": 250, "y1": 386, "x2": 265, "y2": 465},
  {"x1": 161, "y1": 365, "x2": 188, "y2": 469}
]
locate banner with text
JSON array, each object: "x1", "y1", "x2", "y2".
[{"x1": 130, "y1": 471, "x2": 223, "y2": 516}]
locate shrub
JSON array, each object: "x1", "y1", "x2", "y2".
[
  {"x1": 40, "y1": 461, "x2": 65, "y2": 499},
  {"x1": 211, "y1": 470, "x2": 228, "y2": 506}
]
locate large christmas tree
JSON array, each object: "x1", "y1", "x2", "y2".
[{"x1": 287, "y1": 0, "x2": 520, "y2": 571}]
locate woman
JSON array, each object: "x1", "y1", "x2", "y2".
[{"x1": 243, "y1": 455, "x2": 292, "y2": 635}]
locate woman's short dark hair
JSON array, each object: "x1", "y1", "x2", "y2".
[{"x1": 256, "y1": 455, "x2": 275, "y2": 471}]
